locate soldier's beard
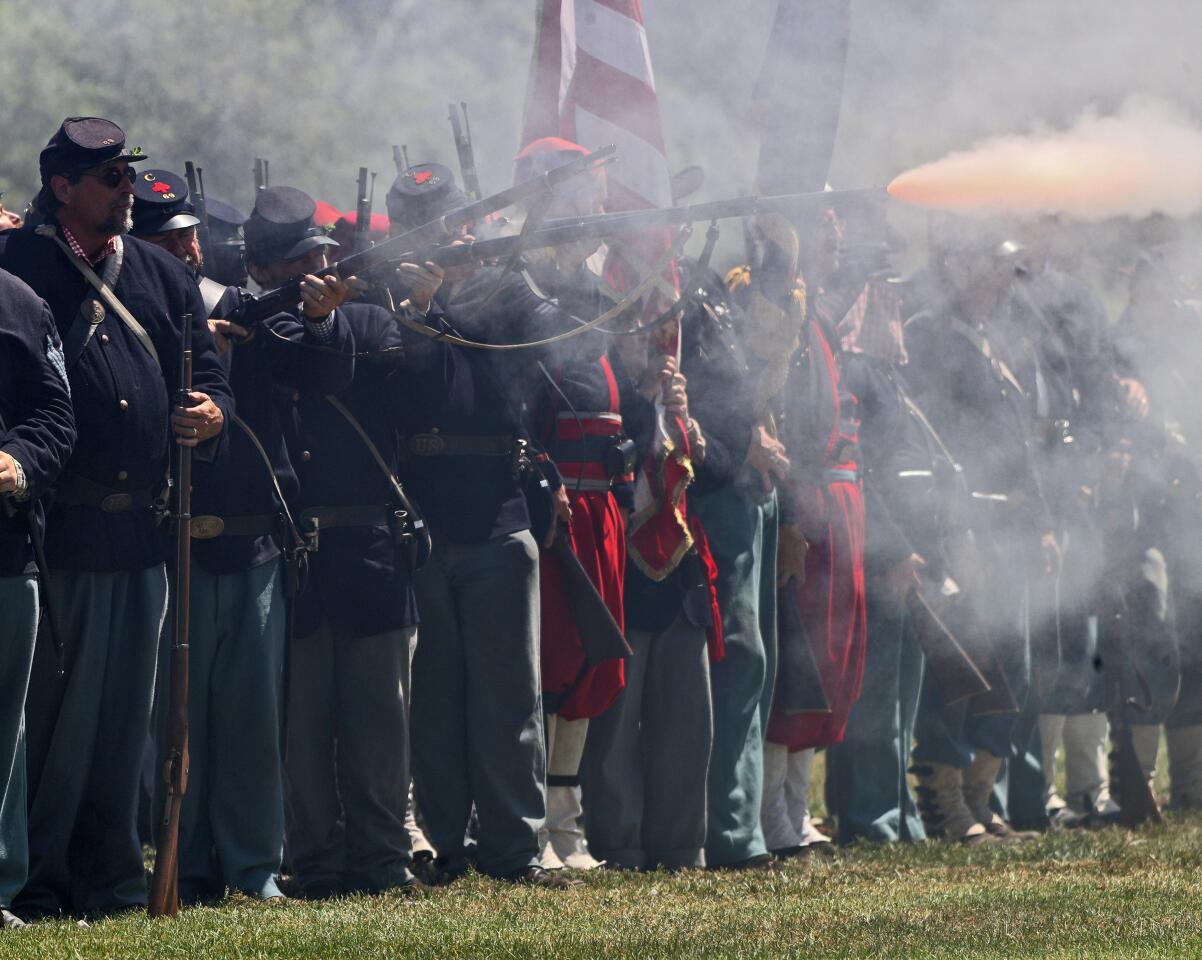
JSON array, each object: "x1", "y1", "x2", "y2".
[{"x1": 101, "y1": 200, "x2": 134, "y2": 236}]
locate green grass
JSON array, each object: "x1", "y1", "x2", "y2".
[{"x1": 5, "y1": 816, "x2": 1202, "y2": 959}]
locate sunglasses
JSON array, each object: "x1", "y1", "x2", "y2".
[{"x1": 79, "y1": 166, "x2": 136, "y2": 189}]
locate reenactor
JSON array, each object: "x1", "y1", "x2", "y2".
[
  {"x1": 511, "y1": 137, "x2": 629, "y2": 871},
  {"x1": 905, "y1": 222, "x2": 1055, "y2": 842},
  {"x1": 760, "y1": 207, "x2": 864, "y2": 856},
  {"x1": 384, "y1": 162, "x2": 574, "y2": 888},
  {"x1": 264, "y1": 186, "x2": 420, "y2": 898},
  {"x1": 134, "y1": 174, "x2": 356, "y2": 902},
  {"x1": 0, "y1": 269, "x2": 76, "y2": 928},
  {"x1": 0, "y1": 117, "x2": 232, "y2": 918}
]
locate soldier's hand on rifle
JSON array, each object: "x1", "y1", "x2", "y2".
[
  {"x1": 886, "y1": 552, "x2": 926, "y2": 601},
  {"x1": 397, "y1": 261, "x2": 445, "y2": 314},
  {"x1": 299, "y1": 273, "x2": 355, "y2": 320},
  {"x1": 748, "y1": 423, "x2": 790, "y2": 493},
  {"x1": 544, "y1": 485, "x2": 573, "y2": 548},
  {"x1": 0, "y1": 450, "x2": 20, "y2": 495},
  {"x1": 778, "y1": 523, "x2": 809, "y2": 587},
  {"x1": 173, "y1": 391, "x2": 224, "y2": 447},
  {"x1": 1118, "y1": 377, "x2": 1149, "y2": 420},
  {"x1": 208, "y1": 318, "x2": 249, "y2": 356}
]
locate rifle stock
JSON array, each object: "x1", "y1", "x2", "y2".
[
  {"x1": 1106, "y1": 604, "x2": 1163, "y2": 827},
  {"x1": 149, "y1": 314, "x2": 194, "y2": 918},
  {"x1": 548, "y1": 528, "x2": 632, "y2": 666},
  {"x1": 907, "y1": 586, "x2": 991, "y2": 706}
]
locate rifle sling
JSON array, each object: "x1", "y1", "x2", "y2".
[
  {"x1": 36, "y1": 227, "x2": 161, "y2": 370},
  {"x1": 323, "y1": 395, "x2": 431, "y2": 555},
  {"x1": 230, "y1": 413, "x2": 305, "y2": 548}
]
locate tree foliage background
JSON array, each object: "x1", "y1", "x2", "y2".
[{"x1": 2, "y1": 0, "x2": 1199, "y2": 221}]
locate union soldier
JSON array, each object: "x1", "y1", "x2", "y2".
[
  {"x1": 0, "y1": 269, "x2": 75, "y2": 929},
  {"x1": 684, "y1": 221, "x2": 794, "y2": 868},
  {"x1": 200, "y1": 198, "x2": 249, "y2": 288},
  {"x1": 806, "y1": 198, "x2": 931, "y2": 844},
  {"x1": 583, "y1": 325, "x2": 718, "y2": 872},
  {"x1": 905, "y1": 222, "x2": 1057, "y2": 842},
  {"x1": 512, "y1": 137, "x2": 629, "y2": 871},
  {"x1": 139, "y1": 177, "x2": 356, "y2": 902},
  {"x1": 266, "y1": 185, "x2": 420, "y2": 898},
  {"x1": 0, "y1": 117, "x2": 232, "y2": 918},
  {"x1": 385, "y1": 162, "x2": 574, "y2": 888},
  {"x1": 759, "y1": 206, "x2": 865, "y2": 856},
  {"x1": 130, "y1": 170, "x2": 239, "y2": 321}
]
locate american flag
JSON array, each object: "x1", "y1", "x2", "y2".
[{"x1": 522, "y1": 0, "x2": 695, "y2": 581}]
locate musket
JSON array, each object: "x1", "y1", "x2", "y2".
[
  {"x1": 776, "y1": 585, "x2": 832, "y2": 714},
  {"x1": 907, "y1": 585, "x2": 991, "y2": 706},
  {"x1": 227, "y1": 145, "x2": 618, "y2": 327},
  {"x1": 548, "y1": 528, "x2": 632, "y2": 666},
  {"x1": 1104, "y1": 586, "x2": 1163, "y2": 828},
  {"x1": 148, "y1": 314, "x2": 194, "y2": 918},
  {"x1": 183, "y1": 161, "x2": 213, "y2": 265},
  {"x1": 448, "y1": 102, "x2": 483, "y2": 202},
  {"x1": 253, "y1": 158, "x2": 266, "y2": 193},
  {"x1": 421, "y1": 187, "x2": 886, "y2": 270},
  {"x1": 392, "y1": 145, "x2": 411, "y2": 175},
  {"x1": 352, "y1": 166, "x2": 375, "y2": 255}
]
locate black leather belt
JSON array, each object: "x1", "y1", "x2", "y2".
[
  {"x1": 407, "y1": 433, "x2": 514, "y2": 457},
  {"x1": 54, "y1": 474, "x2": 158, "y2": 513},
  {"x1": 299, "y1": 505, "x2": 392, "y2": 529},
  {"x1": 190, "y1": 514, "x2": 278, "y2": 540},
  {"x1": 546, "y1": 436, "x2": 616, "y2": 464}
]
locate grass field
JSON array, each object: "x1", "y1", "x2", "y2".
[{"x1": 4, "y1": 813, "x2": 1202, "y2": 960}]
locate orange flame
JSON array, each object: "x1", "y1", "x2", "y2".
[{"x1": 886, "y1": 99, "x2": 1202, "y2": 221}]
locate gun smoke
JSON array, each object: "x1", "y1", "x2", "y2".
[{"x1": 887, "y1": 97, "x2": 1202, "y2": 221}]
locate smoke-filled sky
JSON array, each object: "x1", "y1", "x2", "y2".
[{"x1": 2, "y1": 0, "x2": 1200, "y2": 223}]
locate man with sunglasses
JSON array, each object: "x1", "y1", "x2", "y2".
[{"x1": 0, "y1": 117, "x2": 232, "y2": 920}]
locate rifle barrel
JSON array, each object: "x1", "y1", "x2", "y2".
[{"x1": 229, "y1": 145, "x2": 618, "y2": 326}]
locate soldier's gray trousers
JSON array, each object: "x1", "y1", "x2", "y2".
[
  {"x1": 827, "y1": 590, "x2": 926, "y2": 843},
  {"x1": 284, "y1": 620, "x2": 415, "y2": 893},
  {"x1": 172, "y1": 561, "x2": 284, "y2": 901},
  {"x1": 0, "y1": 577, "x2": 38, "y2": 909},
  {"x1": 411, "y1": 530, "x2": 545, "y2": 878},
  {"x1": 19, "y1": 565, "x2": 168, "y2": 916},
  {"x1": 692, "y1": 484, "x2": 777, "y2": 866},
  {"x1": 584, "y1": 613, "x2": 713, "y2": 870}
]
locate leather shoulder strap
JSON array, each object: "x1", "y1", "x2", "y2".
[{"x1": 36, "y1": 226, "x2": 160, "y2": 369}]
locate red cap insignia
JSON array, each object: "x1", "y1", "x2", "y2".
[
  {"x1": 152, "y1": 181, "x2": 173, "y2": 194},
  {"x1": 414, "y1": 170, "x2": 435, "y2": 186}
]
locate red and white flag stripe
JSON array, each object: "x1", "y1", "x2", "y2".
[{"x1": 522, "y1": 0, "x2": 694, "y2": 582}]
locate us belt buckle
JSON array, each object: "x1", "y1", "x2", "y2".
[
  {"x1": 410, "y1": 433, "x2": 446, "y2": 456},
  {"x1": 100, "y1": 492, "x2": 133, "y2": 513},
  {"x1": 191, "y1": 515, "x2": 225, "y2": 539}
]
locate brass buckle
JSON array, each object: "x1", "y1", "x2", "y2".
[
  {"x1": 409, "y1": 433, "x2": 446, "y2": 456},
  {"x1": 191, "y1": 515, "x2": 226, "y2": 539},
  {"x1": 100, "y1": 492, "x2": 133, "y2": 513}
]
